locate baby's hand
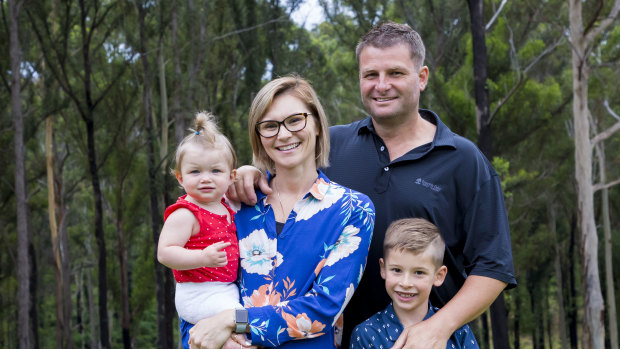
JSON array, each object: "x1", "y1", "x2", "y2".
[{"x1": 203, "y1": 241, "x2": 231, "y2": 267}]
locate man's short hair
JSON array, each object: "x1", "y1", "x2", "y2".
[
  {"x1": 383, "y1": 218, "x2": 445, "y2": 268},
  {"x1": 355, "y1": 21, "x2": 426, "y2": 68}
]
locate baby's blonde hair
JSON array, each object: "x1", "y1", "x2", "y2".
[{"x1": 173, "y1": 111, "x2": 237, "y2": 175}]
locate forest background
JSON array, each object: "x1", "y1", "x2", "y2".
[{"x1": 2, "y1": 0, "x2": 620, "y2": 348}]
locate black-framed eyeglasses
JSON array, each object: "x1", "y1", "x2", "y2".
[{"x1": 255, "y1": 112, "x2": 311, "y2": 138}]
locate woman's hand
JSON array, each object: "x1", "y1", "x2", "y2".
[
  {"x1": 188, "y1": 310, "x2": 235, "y2": 349},
  {"x1": 222, "y1": 334, "x2": 256, "y2": 349}
]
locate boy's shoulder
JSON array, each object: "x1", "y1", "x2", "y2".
[{"x1": 350, "y1": 303, "x2": 403, "y2": 348}]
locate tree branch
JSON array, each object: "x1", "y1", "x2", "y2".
[
  {"x1": 485, "y1": 0, "x2": 507, "y2": 31},
  {"x1": 594, "y1": 178, "x2": 620, "y2": 192},
  {"x1": 488, "y1": 37, "x2": 564, "y2": 126},
  {"x1": 603, "y1": 99, "x2": 620, "y2": 121},
  {"x1": 591, "y1": 120, "x2": 620, "y2": 145},
  {"x1": 585, "y1": 0, "x2": 620, "y2": 44},
  {"x1": 211, "y1": 17, "x2": 287, "y2": 41}
]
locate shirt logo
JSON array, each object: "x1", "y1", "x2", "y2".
[{"x1": 415, "y1": 178, "x2": 442, "y2": 192}]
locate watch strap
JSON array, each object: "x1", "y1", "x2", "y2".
[{"x1": 234, "y1": 308, "x2": 248, "y2": 333}]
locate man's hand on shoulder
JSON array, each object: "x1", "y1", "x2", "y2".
[
  {"x1": 391, "y1": 316, "x2": 451, "y2": 349},
  {"x1": 227, "y1": 165, "x2": 271, "y2": 206}
]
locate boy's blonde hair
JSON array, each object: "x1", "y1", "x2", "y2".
[
  {"x1": 248, "y1": 75, "x2": 330, "y2": 173},
  {"x1": 173, "y1": 111, "x2": 237, "y2": 175},
  {"x1": 383, "y1": 218, "x2": 445, "y2": 268}
]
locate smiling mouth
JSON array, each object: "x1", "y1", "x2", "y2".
[
  {"x1": 277, "y1": 143, "x2": 300, "y2": 151},
  {"x1": 395, "y1": 291, "x2": 416, "y2": 299},
  {"x1": 374, "y1": 97, "x2": 396, "y2": 102}
]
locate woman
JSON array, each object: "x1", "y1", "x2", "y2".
[{"x1": 188, "y1": 76, "x2": 375, "y2": 348}]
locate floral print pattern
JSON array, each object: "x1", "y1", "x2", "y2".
[
  {"x1": 239, "y1": 229, "x2": 282, "y2": 275},
  {"x1": 324, "y1": 225, "x2": 361, "y2": 267},
  {"x1": 243, "y1": 283, "x2": 282, "y2": 307},
  {"x1": 283, "y1": 312, "x2": 326, "y2": 339},
  {"x1": 234, "y1": 171, "x2": 375, "y2": 348}
]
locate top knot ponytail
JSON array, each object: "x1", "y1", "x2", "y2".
[
  {"x1": 192, "y1": 111, "x2": 220, "y2": 144},
  {"x1": 173, "y1": 111, "x2": 238, "y2": 176}
]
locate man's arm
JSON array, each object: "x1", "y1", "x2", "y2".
[{"x1": 392, "y1": 275, "x2": 506, "y2": 349}]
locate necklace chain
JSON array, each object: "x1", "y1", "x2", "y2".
[{"x1": 273, "y1": 179, "x2": 286, "y2": 222}]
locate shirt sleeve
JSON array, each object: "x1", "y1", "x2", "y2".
[
  {"x1": 247, "y1": 192, "x2": 375, "y2": 347},
  {"x1": 462, "y1": 174, "x2": 516, "y2": 287}
]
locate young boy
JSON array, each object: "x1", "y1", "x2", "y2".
[{"x1": 349, "y1": 218, "x2": 479, "y2": 348}]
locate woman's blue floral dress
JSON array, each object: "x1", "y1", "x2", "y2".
[{"x1": 235, "y1": 171, "x2": 375, "y2": 348}]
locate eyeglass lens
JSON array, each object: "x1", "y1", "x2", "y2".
[{"x1": 257, "y1": 113, "x2": 309, "y2": 137}]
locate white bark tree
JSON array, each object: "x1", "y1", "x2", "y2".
[{"x1": 568, "y1": 0, "x2": 620, "y2": 347}]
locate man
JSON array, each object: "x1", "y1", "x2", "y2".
[{"x1": 231, "y1": 22, "x2": 516, "y2": 349}]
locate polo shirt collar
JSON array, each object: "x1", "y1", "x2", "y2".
[
  {"x1": 356, "y1": 109, "x2": 456, "y2": 150},
  {"x1": 257, "y1": 170, "x2": 330, "y2": 203},
  {"x1": 379, "y1": 303, "x2": 404, "y2": 342}
]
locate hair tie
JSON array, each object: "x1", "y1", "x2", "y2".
[{"x1": 195, "y1": 131, "x2": 200, "y2": 135}]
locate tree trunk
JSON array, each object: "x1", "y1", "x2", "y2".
[
  {"x1": 514, "y1": 290, "x2": 520, "y2": 349},
  {"x1": 86, "y1": 266, "x2": 98, "y2": 349},
  {"x1": 76, "y1": 272, "x2": 84, "y2": 349},
  {"x1": 171, "y1": 0, "x2": 184, "y2": 143},
  {"x1": 467, "y1": 0, "x2": 493, "y2": 158},
  {"x1": 47, "y1": 117, "x2": 72, "y2": 349},
  {"x1": 467, "y1": 1, "x2": 510, "y2": 348},
  {"x1": 116, "y1": 192, "x2": 131, "y2": 349},
  {"x1": 29, "y1": 243, "x2": 39, "y2": 349},
  {"x1": 158, "y1": 33, "x2": 177, "y2": 346},
  {"x1": 550, "y1": 203, "x2": 569, "y2": 349},
  {"x1": 76, "y1": 0, "x2": 111, "y2": 346},
  {"x1": 481, "y1": 311, "x2": 489, "y2": 348},
  {"x1": 596, "y1": 141, "x2": 619, "y2": 349},
  {"x1": 44, "y1": 0, "x2": 73, "y2": 345},
  {"x1": 568, "y1": 1, "x2": 605, "y2": 347},
  {"x1": 138, "y1": 3, "x2": 172, "y2": 348},
  {"x1": 85, "y1": 112, "x2": 109, "y2": 349},
  {"x1": 158, "y1": 41, "x2": 169, "y2": 178},
  {"x1": 568, "y1": 213, "x2": 579, "y2": 349},
  {"x1": 9, "y1": 0, "x2": 31, "y2": 347}
]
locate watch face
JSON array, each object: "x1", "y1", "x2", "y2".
[{"x1": 236, "y1": 308, "x2": 248, "y2": 323}]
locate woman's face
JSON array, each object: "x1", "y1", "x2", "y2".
[{"x1": 259, "y1": 93, "x2": 319, "y2": 173}]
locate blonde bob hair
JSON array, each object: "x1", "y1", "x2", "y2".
[{"x1": 248, "y1": 75, "x2": 330, "y2": 173}]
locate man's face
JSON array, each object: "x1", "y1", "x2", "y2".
[{"x1": 358, "y1": 44, "x2": 428, "y2": 124}]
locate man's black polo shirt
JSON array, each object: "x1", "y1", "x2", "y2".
[{"x1": 324, "y1": 109, "x2": 516, "y2": 343}]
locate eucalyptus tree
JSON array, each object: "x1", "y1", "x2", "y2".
[{"x1": 568, "y1": 0, "x2": 620, "y2": 347}]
